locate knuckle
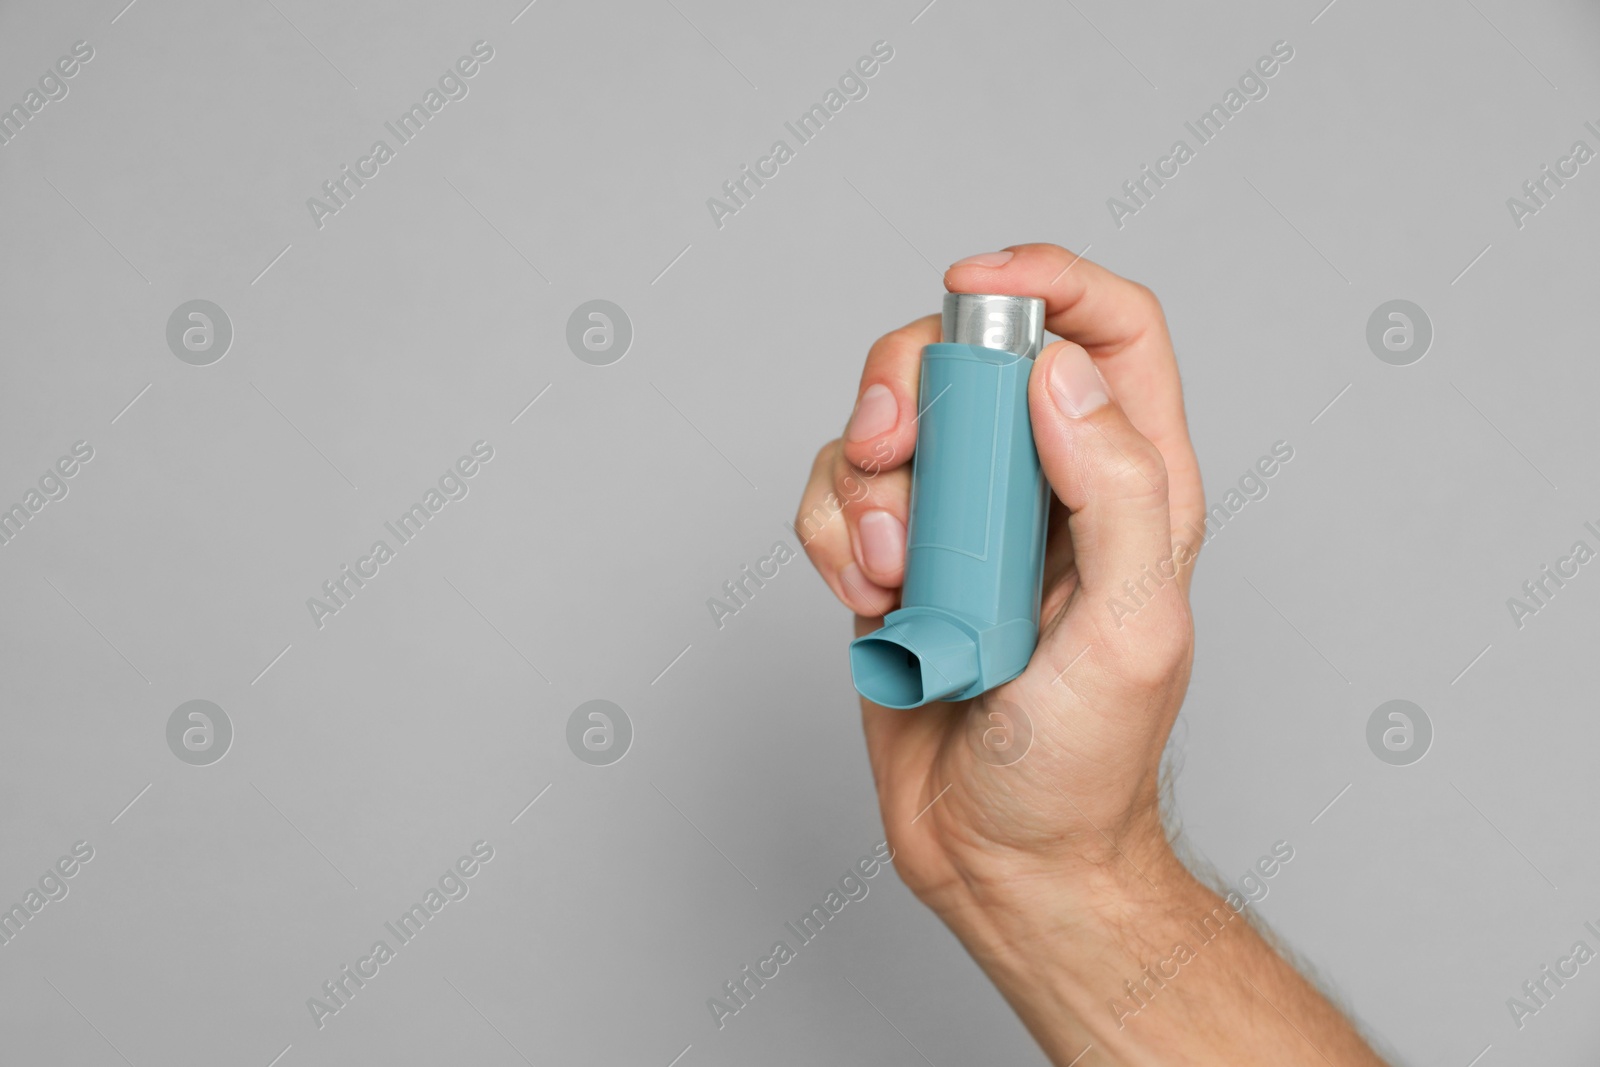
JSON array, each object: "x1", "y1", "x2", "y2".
[
  {"x1": 1103, "y1": 441, "x2": 1169, "y2": 500},
  {"x1": 794, "y1": 445, "x2": 846, "y2": 545},
  {"x1": 810, "y1": 438, "x2": 841, "y2": 475},
  {"x1": 1159, "y1": 600, "x2": 1195, "y2": 656},
  {"x1": 865, "y1": 331, "x2": 911, "y2": 375},
  {"x1": 1148, "y1": 597, "x2": 1193, "y2": 658},
  {"x1": 864, "y1": 316, "x2": 935, "y2": 375},
  {"x1": 1110, "y1": 600, "x2": 1193, "y2": 687},
  {"x1": 835, "y1": 463, "x2": 872, "y2": 505},
  {"x1": 795, "y1": 497, "x2": 842, "y2": 549},
  {"x1": 1129, "y1": 281, "x2": 1165, "y2": 321}
]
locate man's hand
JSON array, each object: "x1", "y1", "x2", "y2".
[
  {"x1": 795, "y1": 244, "x2": 1387, "y2": 1066},
  {"x1": 797, "y1": 242, "x2": 1201, "y2": 909}
]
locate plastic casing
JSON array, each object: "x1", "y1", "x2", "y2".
[{"x1": 848, "y1": 341, "x2": 1049, "y2": 708}]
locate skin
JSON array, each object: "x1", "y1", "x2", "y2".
[{"x1": 794, "y1": 244, "x2": 1389, "y2": 1066}]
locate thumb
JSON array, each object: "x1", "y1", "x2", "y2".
[{"x1": 1029, "y1": 341, "x2": 1186, "y2": 644}]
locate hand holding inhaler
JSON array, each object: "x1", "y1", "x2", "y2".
[{"x1": 794, "y1": 245, "x2": 1388, "y2": 1066}]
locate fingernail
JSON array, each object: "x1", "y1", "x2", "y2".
[
  {"x1": 856, "y1": 510, "x2": 905, "y2": 576},
  {"x1": 847, "y1": 383, "x2": 898, "y2": 442},
  {"x1": 1048, "y1": 344, "x2": 1110, "y2": 418},
  {"x1": 949, "y1": 250, "x2": 1014, "y2": 269}
]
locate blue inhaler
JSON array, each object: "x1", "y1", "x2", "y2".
[{"x1": 849, "y1": 294, "x2": 1050, "y2": 709}]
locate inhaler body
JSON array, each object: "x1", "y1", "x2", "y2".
[{"x1": 849, "y1": 294, "x2": 1050, "y2": 709}]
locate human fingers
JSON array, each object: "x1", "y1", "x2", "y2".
[
  {"x1": 1028, "y1": 340, "x2": 1191, "y2": 668},
  {"x1": 795, "y1": 440, "x2": 897, "y2": 617},
  {"x1": 833, "y1": 447, "x2": 914, "y2": 588},
  {"x1": 838, "y1": 315, "x2": 940, "y2": 474}
]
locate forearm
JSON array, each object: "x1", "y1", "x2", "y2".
[{"x1": 933, "y1": 848, "x2": 1387, "y2": 1067}]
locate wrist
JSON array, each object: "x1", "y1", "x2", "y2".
[
  {"x1": 926, "y1": 842, "x2": 1223, "y2": 1064},
  {"x1": 911, "y1": 799, "x2": 1181, "y2": 941},
  {"x1": 940, "y1": 853, "x2": 1386, "y2": 1067},
  {"x1": 940, "y1": 838, "x2": 1199, "y2": 977}
]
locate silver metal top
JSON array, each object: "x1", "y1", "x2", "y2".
[{"x1": 941, "y1": 293, "x2": 1046, "y2": 360}]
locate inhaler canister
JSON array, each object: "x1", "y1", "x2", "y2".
[{"x1": 849, "y1": 293, "x2": 1049, "y2": 709}]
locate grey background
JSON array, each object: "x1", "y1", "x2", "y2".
[{"x1": 0, "y1": 0, "x2": 1595, "y2": 1063}]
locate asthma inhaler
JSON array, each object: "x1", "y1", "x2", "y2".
[{"x1": 849, "y1": 293, "x2": 1050, "y2": 709}]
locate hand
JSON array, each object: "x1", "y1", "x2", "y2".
[
  {"x1": 796, "y1": 246, "x2": 1389, "y2": 1067},
  {"x1": 796, "y1": 243, "x2": 1205, "y2": 915}
]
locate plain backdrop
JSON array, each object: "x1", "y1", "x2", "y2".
[{"x1": 1, "y1": 0, "x2": 1598, "y2": 1064}]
